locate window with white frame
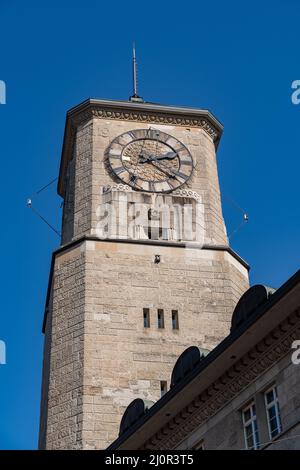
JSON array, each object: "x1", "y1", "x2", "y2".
[
  {"x1": 242, "y1": 402, "x2": 260, "y2": 450},
  {"x1": 264, "y1": 386, "x2": 282, "y2": 439}
]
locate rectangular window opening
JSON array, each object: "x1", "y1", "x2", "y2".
[
  {"x1": 143, "y1": 308, "x2": 150, "y2": 328},
  {"x1": 264, "y1": 386, "x2": 282, "y2": 439},
  {"x1": 157, "y1": 309, "x2": 165, "y2": 329},
  {"x1": 172, "y1": 310, "x2": 179, "y2": 330},
  {"x1": 242, "y1": 402, "x2": 260, "y2": 450},
  {"x1": 160, "y1": 381, "x2": 168, "y2": 397}
]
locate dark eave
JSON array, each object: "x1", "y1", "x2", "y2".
[{"x1": 66, "y1": 98, "x2": 223, "y2": 129}]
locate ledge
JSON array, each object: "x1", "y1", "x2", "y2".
[{"x1": 42, "y1": 235, "x2": 249, "y2": 333}]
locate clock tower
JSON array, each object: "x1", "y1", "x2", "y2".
[{"x1": 39, "y1": 98, "x2": 249, "y2": 449}]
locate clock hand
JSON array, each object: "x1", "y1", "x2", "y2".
[
  {"x1": 138, "y1": 154, "x2": 181, "y2": 180},
  {"x1": 138, "y1": 154, "x2": 178, "y2": 178},
  {"x1": 139, "y1": 151, "x2": 177, "y2": 163},
  {"x1": 155, "y1": 151, "x2": 177, "y2": 160},
  {"x1": 147, "y1": 158, "x2": 177, "y2": 178}
]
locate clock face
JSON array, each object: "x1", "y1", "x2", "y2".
[{"x1": 107, "y1": 128, "x2": 194, "y2": 193}]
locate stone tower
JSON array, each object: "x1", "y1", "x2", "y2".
[{"x1": 39, "y1": 98, "x2": 249, "y2": 449}]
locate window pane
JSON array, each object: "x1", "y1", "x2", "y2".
[
  {"x1": 157, "y1": 309, "x2": 164, "y2": 328},
  {"x1": 271, "y1": 426, "x2": 280, "y2": 438},
  {"x1": 246, "y1": 432, "x2": 254, "y2": 450},
  {"x1": 269, "y1": 416, "x2": 277, "y2": 429},
  {"x1": 266, "y1": 389, "x2": 274, "y2": 404},
  {"x1": 265, "y1": 387, "x2": 282, "y2": 440},
  {"x1": 245, "y1": 423, "x2": 255, "y2": 449},
  {"x1": 276, "y1": 403, "x2": 282, "y2": 432},
  {"x1": 269, "y1": 414, "x2": 280, "y2": 437},
  {"x1": 243, "y1": 403, "x2": 260, "y2": 450},
  {"x1": 245, "y1": 424, "x2": 253, "y2": 439},
  {"x1": 254, "y1": 430, "x2": 260, "y2": 448},
  {"x1": 143, "y1": 309, "x2": 150, "y2": 328},
  {"x1": 268, "y1": 405, "x2": 276, "y2": 420},
  {"x1": 253, "y1": 419, "x2": 260, "y2": 448},
  {"x1": 172, "y1": 310, "x2": 179, "y2": 330},
  {"x1": 244, "y1": 408, "x2": 251, "y2": 422}
]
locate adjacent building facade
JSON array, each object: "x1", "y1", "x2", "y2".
[
  {"x1": 39, "y1": 98, "x2": 249, "y2": 449},
  {"x1": 109, "y1": 270, "x2": 300, "y2": 450}
]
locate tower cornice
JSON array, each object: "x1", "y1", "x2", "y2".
[{"x1": 58, "y1": 99, "x2": 223, "y2": 197}]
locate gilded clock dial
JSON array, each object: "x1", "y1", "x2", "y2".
[{"x1": 107, "y1": 128, "x2": 193, "y2": 193}]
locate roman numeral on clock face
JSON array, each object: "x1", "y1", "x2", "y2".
[
  {"x1": 114, "y1": 166, "x2": 126, "y2": 175},
  {"x1": 149, "y1": 182, "x2": 156, "y2": 192},
  {"x1": 129, "y1": 174, "x2": 138, "y2": 184}
]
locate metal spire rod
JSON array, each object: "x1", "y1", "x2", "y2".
[
  {"x1": 132, "y1": 42, "x2": 138, "y2": 97},
  {"x1": 130, "y1": 43, "x2": 143, "y2": 102}
]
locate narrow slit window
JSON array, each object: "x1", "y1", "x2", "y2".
[
  {"x1": 143, "y1": 308, "x2": 150, "y2": 328},
  {"x1": 160, "y1": 381, "x2": 168, "y2": 397},
  {"x1": 172, "y1": 310, "x2": 179, "y2": 330},
  {"x1": 157, "y1": 309, "x2": 164, "y2": 329}
]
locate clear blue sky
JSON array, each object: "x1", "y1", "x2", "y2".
[{"x1": 0, "y1": 0, "x2": 299, "y2": 450}]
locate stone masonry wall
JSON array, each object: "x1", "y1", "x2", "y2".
[
  {"x1": 41, "y1": 109, "x2": 249, "y2": 450},
  {"x1": 61, "y1": 120, "x2": 94, "y2": 243},
  {"x1": 41, "y1": 239, "x2": 248, "y2": 449},
  {"x1": 62, "y1": 118, "x2": 228, "y2": 247},
  {"x1": 81, "y1": 239, "x2": 248, "y2": 449},
  {"x1": 41, "y1": 245, "x2": 86, "y2": 449}
]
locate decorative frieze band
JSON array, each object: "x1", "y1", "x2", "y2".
[
  {"x1": 102, "y1": 184, "x2": 202, "y2": 202},
  {"x1": 70, "y1": 106, "x2": 221, "y2": 146},
  {"x1": 102, "y1": 184, "x2": 132, "y2": 194}
]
